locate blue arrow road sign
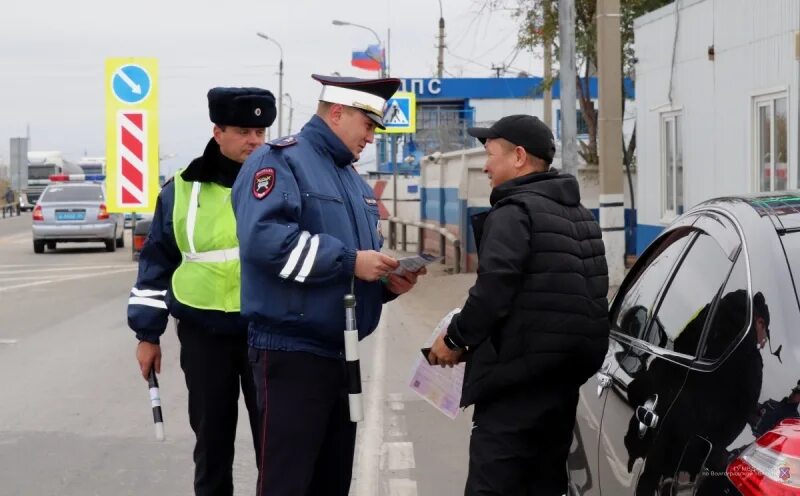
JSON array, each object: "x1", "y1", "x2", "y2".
[{"x1": 112, "y1": 64, "x2": 151, "y2": 105}]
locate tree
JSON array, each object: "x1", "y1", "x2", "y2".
[{"x1": 492, "y1": 0, "x2": 672, "y2": 165}]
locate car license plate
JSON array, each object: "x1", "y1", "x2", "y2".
[{"x1": 56, "y1": 211, "x2": 85, "y2": 221}]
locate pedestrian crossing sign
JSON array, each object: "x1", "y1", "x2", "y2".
[{"x1": 377, "y1": 92, "x2": 416, "y2": 134}]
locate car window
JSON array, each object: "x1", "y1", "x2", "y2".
[
  {"x1": 611, "y1": 227, "x2": 694, "y2": 340},
  {"x1": 41, "y1": 185, "x2": 104, "y2": 202},
  {"x1": 648, "y1": 232, "x2": 735, "y2": 355},
  {"x1": 698, "y1": 256, "x2": 749, "y2": 361}
]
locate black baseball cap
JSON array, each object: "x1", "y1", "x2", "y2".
[{"x1": 468, "y1": 114, "x2": 556, "y2": 164}]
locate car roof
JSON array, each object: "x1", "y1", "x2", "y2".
[{"x1": 695, "y1": 191, "x2": 800, "y2": 233}]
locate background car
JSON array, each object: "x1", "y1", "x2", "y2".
[
  {"x1": 568, "y1": 193, "x2": 800, "y2": 496},
  {"x1": 31, "y1": 179, "x2": 124, "y2": 253}
]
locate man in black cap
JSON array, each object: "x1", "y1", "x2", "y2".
[
  {"x1": 128, "y1": 87, "x2": 276, "y2": 496},
  {"x1": 428, "y1": 114, "x2": 610, "y2": 495},
  {"x1": 232, "y1": 75, "x2": 425, "y2": 496}
]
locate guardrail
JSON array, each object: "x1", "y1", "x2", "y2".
[{"x1": 387, "y1": 216, "x2": 461, "y2": 274}]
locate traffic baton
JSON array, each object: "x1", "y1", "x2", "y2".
[
  {"x1": 147, "y1": 369, "x2": 165, "y2": 441},
  {"x1": 344, "y1": 293, "x2": 363, "y2": 422}
]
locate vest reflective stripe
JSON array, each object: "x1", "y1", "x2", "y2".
[
  {"x1": 184, "y1": 247, "x2": 240, "y2": 263},
  {"x1": 171, "y1": 173, "x2": 240, "y2": 312},
  {"x1": 186, "y1": 181, "x2": 201, "y2": 254}
]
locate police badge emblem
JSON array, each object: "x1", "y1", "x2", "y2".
[{"x1": 253, "y1": 167, "x2": 276, "y2": 200}]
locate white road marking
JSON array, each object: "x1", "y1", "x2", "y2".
[
  {"x1": 387, "y1": 393, "x2": 405, "y2": 411},
  {"x1": 386, "y1": 413, "x2": 407, "y2": 439},
  {"x1": 381, "y1": 442, "x2": 415, "y2": 471},
  {"x1": 388, "y1": 478, "x2": 418, "y2": 496},
  {"x1": 0, "y1": 267, "x2": 136, "y2": 293},
  {"x1": 0, "y1": 264, "x2": 133, "y2": 275},
  {"x1": 353, "y1": 319, "x2": 387, "y2": 496},
  {"x1": 0, "y1": 339, "x2": 19, "y2": 345}
]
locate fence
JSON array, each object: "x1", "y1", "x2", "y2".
[{"x1": 386, "y1": 216, "x2": 461, "y2": 274}]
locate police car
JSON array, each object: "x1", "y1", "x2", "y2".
[{"x1": 31, "y1": 175, "x2": 124, "y2": 253}]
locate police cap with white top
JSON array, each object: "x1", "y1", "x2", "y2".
[
  {"x1": 207, "y1": 87, "x2": 277, "y2": 128},
  {"x1": 312, "y1": 74, "x2": 401, "y2": 129}
]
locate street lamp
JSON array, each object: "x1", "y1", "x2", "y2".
[
  {"x1": 256, "y1": 32, "x2": 284, "y2": 137},
  {"x1": 283, "y1": 93, "x2": 294, "y2": 135},
  {"x1": 331, "y1": 20, "x2": 384, "y2": 77}
]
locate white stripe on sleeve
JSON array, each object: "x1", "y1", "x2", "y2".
[
  {"x1": 131, "y1": 288, "x2": 167, "y2": 297},
  {"x1": 129, "y1": 297, "x2": 168, "y2": 309},
  {"x1": 279, "y1": 231, "x2": 311, "y2": 279},
  {"x1": 295, "y1": 235, "x2": 320, "y2": 283}
]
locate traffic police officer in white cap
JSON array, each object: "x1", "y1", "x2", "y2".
[{"x1": 232, "y1": 75, "x2": 425, "y2": 496}]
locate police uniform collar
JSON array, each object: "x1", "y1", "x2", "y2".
[
  {"x1": 304, "y1": 115, "x2": 356, "y2": 167},
  {"x1": 181, "y1": 138, "x2": 242, "y2": 187}
]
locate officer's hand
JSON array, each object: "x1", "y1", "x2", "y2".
[
  {"x1": 355, "y1": 250, "x2": 399, "y2": 282},
  {"x1": 385, "y1": 267, "x2": 426, "y2": 295},
  {"x1": 136, "y1": 341, "x2": 162, "y2": 380}
]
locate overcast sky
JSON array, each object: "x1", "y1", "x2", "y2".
[{"x1": 0, "y1": 0, "x2": 541, "y2": 175}]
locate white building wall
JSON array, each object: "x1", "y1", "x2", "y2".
[{"x1": 634, "y1": 0, "x2": 800, "y2": 232}]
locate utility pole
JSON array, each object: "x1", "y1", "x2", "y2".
[
  {"x1": 597, "y1": 0, "x2": 625, "y2": 287},
  {"x1": 542, "y1": 1, "x2": 553, "y2": 128},
  {"x1": 559, "y1": 0, "x2": 578, "y2": 177},
  {"x1": 437, "y1": 0, "x2": 446, "y2": 78}
]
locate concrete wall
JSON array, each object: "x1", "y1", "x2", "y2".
[{"x1": 420, "y1": 148, "x2": 638, "y2": 272}]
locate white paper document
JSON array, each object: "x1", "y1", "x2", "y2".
[
  {"x1": 408, "y1": 308, "x2": 465, "y2": 419},
  {"x1": 394, "y1": 253, "x2": 443, "y2": 274}
]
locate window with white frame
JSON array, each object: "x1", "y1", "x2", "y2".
[
  {"x1": 661, "y1": 112, "x2": 683, "y2": 219},
  {"x1": 753, "y1": 93, "x2": 788, "y2": 192}
]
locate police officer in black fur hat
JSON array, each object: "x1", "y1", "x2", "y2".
[{"x1": 128, "y1": 87, "x2": 276, "y2": 496}]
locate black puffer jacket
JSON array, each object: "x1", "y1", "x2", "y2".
[{"x1": 448, "y1": 169, "x2": 609, "y2": 406}]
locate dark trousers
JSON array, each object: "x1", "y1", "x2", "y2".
[
  {"x1": 177, "y1": 321, "x2": 259, "y2": 496},
  {"x1": 465, "y1": 387, "x2": 579, "y2": 496},
  {"x1": 249, "y1": 349, "x2": 356, "y2": 496}
]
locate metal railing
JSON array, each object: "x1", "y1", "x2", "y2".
[{"x1": 387, "y1": 216, "x2": 461, "y2": 274}]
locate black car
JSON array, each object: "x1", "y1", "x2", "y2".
[{"x1": 568, "y1": 194, "x2": 800, "y2": 496}]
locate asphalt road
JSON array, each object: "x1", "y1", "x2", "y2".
[{"x1": 0, "y1": 213, "x2": 476, "y2": 496}]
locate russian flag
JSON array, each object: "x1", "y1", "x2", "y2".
[{"x1": 351, "y1": 44, "x2": 384, "y2": 72}]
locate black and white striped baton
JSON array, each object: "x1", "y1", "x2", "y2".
[
  {"x1": 147, "y1": 369, "x2": 165, "y2": 441},
  {"x1": 344, "y1": 293, "x2": 363, "y2": 422}
]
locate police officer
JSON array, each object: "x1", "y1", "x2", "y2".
[
  {"x1": 127, "y1": 87, "x2": 276, "y2": 496},
  {"x1": 428, "y1": 115, "x2": 609, "y2": 495},
  {"x1": 232, "y1": 75, "x2": 424, "y2": 496}
]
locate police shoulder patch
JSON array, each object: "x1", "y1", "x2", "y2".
[
  {"x1": 253, "y1": 167, "x2": 276, "y2": 200},
  {"x1": 269, "y1": 136, "x2": 298, "y2": 148}
]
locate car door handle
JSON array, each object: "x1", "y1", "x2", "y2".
[
  {"x1": 636, "y1": 394, "x2": 660, "y2": 438},
  {"x1": 596, "y1": 372, "x2": 611, "y2": 398}
]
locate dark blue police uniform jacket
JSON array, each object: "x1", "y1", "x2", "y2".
[{"x1": 232, "y1": 115, "x2": 395, "y2": 359}]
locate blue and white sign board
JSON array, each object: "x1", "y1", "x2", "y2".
[
  {"x1": 377, "y1": 91, "x2": 416, "y2": 134},
  {"x1": 111, "y1": 64, "x2": 152, "y2": 105}
]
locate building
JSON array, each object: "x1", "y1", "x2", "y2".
[
  {"x1": 634, "y1": 0, "x2": 800, "y2": 253},
  {"x1": 378, "y1": 76, "x2": 635, "y2": 173}
]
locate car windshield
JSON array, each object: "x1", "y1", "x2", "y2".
[
  {"x1": 28, "y1": 165, "x2": 56, "y2": 180},
  {"x1": 40, "y1": 185, "x2": 103, "y2": 202}
]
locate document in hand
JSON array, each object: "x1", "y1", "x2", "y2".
[
  {"x1": 393, "y1": 253, "x2": 443, "y2": 274},
  {"x1": 408, "y1": 308, "x2": 464, "y2": 419}
]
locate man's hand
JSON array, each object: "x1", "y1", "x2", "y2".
[
  {"x1": 136, "y1": 341, "x2": 162, "y2": 380},
  {"x1": 385, "y1": 267, "x2": 426, "y2": 295},
  {"x1": 355, "y1": 250, "x2": 399, "y2": 282},
  {"x1": 428, "y1": 332, "x2": 464, "y2": 368}
]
